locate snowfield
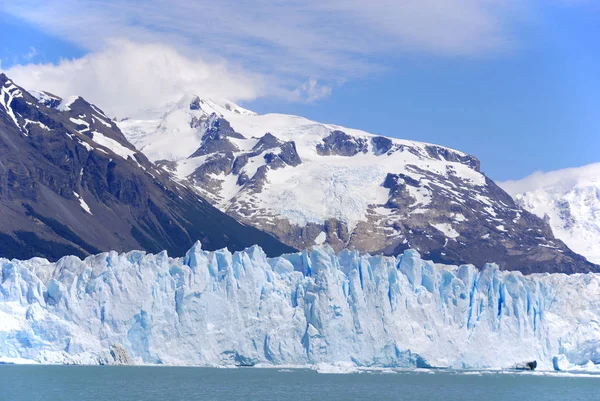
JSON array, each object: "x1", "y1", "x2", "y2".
[{"x1": 0, "y1": 242, "x2": 599, "y2": 371}]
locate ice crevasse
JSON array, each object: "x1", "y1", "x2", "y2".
[{"x1": 0, "y1": 242, "x2": 599, "y2": 371}]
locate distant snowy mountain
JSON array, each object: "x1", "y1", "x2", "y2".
[
  {"x1": 501, "y1": 163, "x2": 600, "y2": 264},
  {"x1": 119, "y1": 94, "x2": 595, "y2": 273}
]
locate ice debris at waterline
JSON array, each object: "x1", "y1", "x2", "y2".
[{"x1": 0, "y1": 242, "x2": 599, "y2": 370}]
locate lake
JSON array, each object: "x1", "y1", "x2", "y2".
[{"x1": 0, "y1": 365, "x2": 598, "y2": 401}]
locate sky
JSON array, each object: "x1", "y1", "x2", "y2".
[{"x1": 0, "y1": 0, "x2": 599, "y2": 181}]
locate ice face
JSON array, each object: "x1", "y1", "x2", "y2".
[{"x1": 0, "y1": 242, "x2": 598, "y2": 370}]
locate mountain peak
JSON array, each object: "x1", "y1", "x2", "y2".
[
  {"x1": 500, "y1": 162, "x2": 600, "y2": 265},
  {"x1": 174, "y1": 92, "x2": 202, "y2": 111},
  {"x1": 117, "y1": 97, "x2": 596, "y2": 273},
  {"x1": 171, "y1": 93, "x2": 257, "y2": 117}
]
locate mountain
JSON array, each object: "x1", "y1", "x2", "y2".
[
  {"x1": 1, "y1": 242, "x2": 599, "y2": 370},
  {"x1": 119, "y1": 94, "x2": 596, "y2": 274},
  {"x1": 501, "y1": 163, "x2": 600, "y2": 265},
  {"x1": 0, "y1": 74, "x2": 294, "y2": 261}
]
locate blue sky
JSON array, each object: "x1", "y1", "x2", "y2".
[{"x1": 1, "y1": 1, "x2": 598, "y2": 181}]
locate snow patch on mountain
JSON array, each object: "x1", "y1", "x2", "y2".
[
  {"x1": 1, "y1": 80, "x2": 24, "y2": 131},
  {"x1": 23, "y1": 119, "x2": 50, "y2": 134},
  {"x1": 314, "y1": 232, "x2": 327, "y2": 245},
  {"x1": 431, "y1": 223, "x2": 459, "y2": 239},
  {"x1": 56, "y1": 95, "x2": 80, "y2": 112},
  {"x1": 91, "y1": 131, "x2": 136, "y2": 160},
  {"x1": 29, "y1": 89, "x2": 60, "y2": 106},
  {"x1": 73, "y1": 192, "x2": 92, "y2": 215},
  {"x1": 501, "y1": 163, "x2": 600, "y2": 264}
]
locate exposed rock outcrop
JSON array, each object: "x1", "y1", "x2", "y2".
[{"x1": 98, "y1": 344, "x2": 135, "y2": 365}]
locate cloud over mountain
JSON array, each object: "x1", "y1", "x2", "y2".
[
  {"x1": 2, "y1": 0, "x2": 524, "y2": 110},
  {"x1": 2, "y1": 40, "x2": 265, "y2": 118}
]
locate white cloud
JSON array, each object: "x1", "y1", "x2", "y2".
[
  {"x1": 3, "y1": 40, "x2": 265, "y2": 118},
  {"x1": 1, "y1": 0, "x2": 526, "y2": 110},
  {"x1": 4, "y1": 0, "x2": 520, "y2": 77},
  {"x1": 293, "y1": 78, "x2": 333, "y2": 102},
  {"x1": 24, "y1": 47, "x2": 38, "y2": 61},
  {"x1": 499, "y1": 162, "x2": 600, "y2": 196}
]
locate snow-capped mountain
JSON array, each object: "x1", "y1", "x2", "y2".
[
  {"x1": 501, "y1": 163, "x2": 600, "y2": 264},
  {"x1": 1, "y1": 242, "x2": 599, "y2": 371},
  {"x1": 0, "y1": 74, "x2": 293, "y2": 260},
  {"x1": 119, "y1": 94, "x2": 595, "y2": 273}
]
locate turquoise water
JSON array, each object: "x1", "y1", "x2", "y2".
[{"x1": 0, "y1": 366, "x2": 598, "y2": 401}]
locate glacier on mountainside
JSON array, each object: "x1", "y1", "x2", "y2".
[{"x1": 0, "y1": 242, "x2": 599, "y2": 370}]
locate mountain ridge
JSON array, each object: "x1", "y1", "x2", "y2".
[
  {"x1": 118, "y1": 93, "x2": 596, "y2": 274},
  {"x1": 0, "y1": 73, "x2": 295, "y2": 261}
]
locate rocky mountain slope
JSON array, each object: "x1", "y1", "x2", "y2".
[
  {"x1": 501, "y1": 163, "x2": 600, "y2": 264},
  {"x1": 0, "y1": 74, "x2": 294, "y2": 261},
  {"x1": 119, "y1": 94, "x2": 596, "y2": 273}
]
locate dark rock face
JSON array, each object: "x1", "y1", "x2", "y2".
[
  {"x1": 189, "y1": 116, "x2": 243, "y2": 158},
  {"x1": 0, "y1": 74, "x2": 295, "y2": 261},
  {"x1": 252, "y1": 133, "x2": 282, "y2": 154},
  {"x1": 189, "y1": 96, "x2": 201, "y2": 111},
  {"x1": 263, "y1": 153, "x2": 286, "y2": 169},
  {"x1": 202, "y1": 116, "x2": 244, "y2": 141},
  {"x1": 316, "y1": 130, "x2": 368, "y2": 156},
  {"x1": 232, "y1": 154, "x2": 249, "y2": 175},
  {"x1": 371, "y1": 136, "x2": 393, "y2": 155},
  {"x1": 278, "y1": 142, "x2": 302, "y2": 167},
  {"x1": 425, "y1": 145, "x2": 481, "y2": 172},
  {"x1": 247, "y1": 133, "x2": 301, "y2": 166},
  {"x1": 191, "y1": 152, "x2": 235, "y2": 180},
  {"x1": 189, "y1": 135, "x2": 238, "y2": 157},
  {"x1": 187, "y1": 152, "x2": 236, "y2": 201},
  {"x1": 382, "y1": 173, "x2": 419, "y2": 210},
  {"x1": 236, "y1": 173, "x2": 250, "y2": 186},
  {"x1": 244, "y1": 165, "x2": 270, "y2": 193}
]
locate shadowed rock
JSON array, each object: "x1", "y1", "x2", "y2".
[{"x1": 316, "y1": 130, "x2": 368, "y2": 156}]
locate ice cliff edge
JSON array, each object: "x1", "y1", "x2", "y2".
[{"x1": 0, "y1": 242, "x2": 599, "y2": 371}]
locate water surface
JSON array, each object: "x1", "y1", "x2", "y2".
[{"x1": 0, "y1": 366, "x2": 597, "y2": 401}]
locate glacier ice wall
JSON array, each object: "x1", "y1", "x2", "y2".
[{"x1": 0, "y1": 242, "x2": 599, "y2": 370}]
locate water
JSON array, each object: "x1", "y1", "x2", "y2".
[{"x1": 0, "y1": 366, "x2": 598, "y2": 401}]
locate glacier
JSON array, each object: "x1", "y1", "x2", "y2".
[{"x1": 0, "y1": 242, "x2": 599, "y2": 371}]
